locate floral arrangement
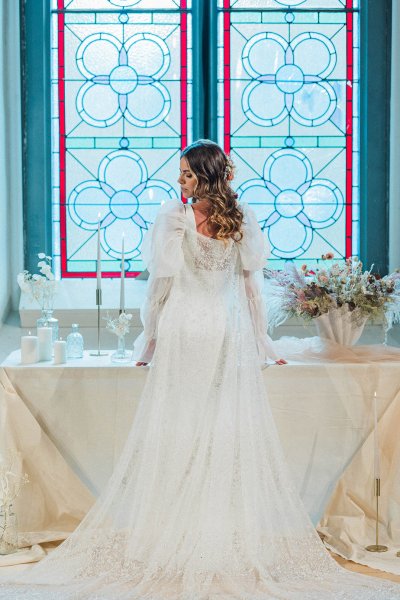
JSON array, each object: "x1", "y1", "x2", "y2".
[
  {"x1": 265, "y1": 254, "x2": 400, "y2": 331},
  {"x1": 17, "y1": 253, "x2": 57, "y2": 309},
  {"x1": 105, "y1": 312, "x2": 133, "y2": 338},
  {"x1": 0, "y1": 450, "x2": 29, "y2": 509}
]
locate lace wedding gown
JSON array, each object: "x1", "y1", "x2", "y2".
[{"x1": 1, "y1": 200, "x2": 399, "y2": 599}]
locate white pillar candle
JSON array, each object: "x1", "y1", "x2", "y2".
[
  {"x1": 373, "y1": 391, "x2": 381, "y2": 479},
  {"x1": 21, "y1": 332, "x2": 39, "y2": 364},
  {"x1": 120, "y1": 235, "x2": 125, "y2": 313},
  {"x1": 38, "y1": 327, "x2": 52, "y2": 361},
  {"x1": 53, "y1": 340, "x2": 67, "y2": 364},
  {"x1": 96, "y1": 215, "x2": 102, "y2": 290}
]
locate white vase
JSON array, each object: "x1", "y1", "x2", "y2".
[{"x1": 314, "y1": 305, "x2": 368, "y2": 346}]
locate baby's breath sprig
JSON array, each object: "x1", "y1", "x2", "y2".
[{"x1": 104, "y1": 312, "x2": 133, "y2": 338}]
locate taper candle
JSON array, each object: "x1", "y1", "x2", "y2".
[
  {"x1": 120, "y1": 234, "x2": 125, "y2": 313},
  {"x1": 96, "y1": 214, "x2": 102, "y2": 290},
  {"x1": 373, "y1": 391, "x2": 381, "y2": 479}
]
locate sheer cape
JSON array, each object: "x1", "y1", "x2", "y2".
[{"x1": 1, "y1": 199, "x2": 399, "y2": 599}]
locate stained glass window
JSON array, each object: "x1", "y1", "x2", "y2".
[
  {"x1": 217, "y1": 0, "x2": 360, "y2": 267},
  {"x1": 51, "y1": 0, "x2": 192, "y2": 278}
]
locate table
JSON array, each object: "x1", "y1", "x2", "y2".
[{"x1": 1, "y1": 346, "x2": 400, "y2": 574}]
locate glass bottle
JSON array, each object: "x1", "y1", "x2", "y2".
[{"x1": 66, "y1": 324, "x2": 84, "y2": 358}]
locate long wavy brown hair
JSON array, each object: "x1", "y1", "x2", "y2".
[{"x1": 181, "y1": 139, "x2": 243, "y2": 241}]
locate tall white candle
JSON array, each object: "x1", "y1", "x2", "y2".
[
  {"x1": 373, "y1": 391, "x2": 381, "y2": 479},
  {"x1": 96, "y1": 214, "x2": 102, "y2": 290},
  {"x1": 53, "y1": 339, "x2": 67, "y2": 364},
  {"x1": 21, "y1": 332, "x2": 39, "y2": 364},
  {"x1": 120, "y1": 235, "x2": 125, "y2": 313},
  {"x1": 38, "y1": 327, "x2": 52, "y2": 361}
]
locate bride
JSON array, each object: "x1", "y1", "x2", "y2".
[{"x1": 1, "y1": 139, "x2": 399, "y2": 599}]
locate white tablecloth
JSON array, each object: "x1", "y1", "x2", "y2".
[{"x1": 2, "y1": 346, "x2": 400, "y2": 573}]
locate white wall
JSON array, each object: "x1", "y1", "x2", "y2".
[
  {"x1": 0, "y1": 0, "x2": 23, "y2": 324},
  {"x1": 390, "y1": 0, "x2": 400, "y2": 272}
]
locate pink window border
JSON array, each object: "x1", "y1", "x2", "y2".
[{"x1": 57, "y1": 1, "x2": 189, "y2": 278}]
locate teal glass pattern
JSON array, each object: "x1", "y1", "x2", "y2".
[{"x1": 217, "y1": 0, "x2": 360, "y2": 268}]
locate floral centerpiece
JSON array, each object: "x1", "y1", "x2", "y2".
[
  {"x1": 265, "y1": 255, "x2": 400, "y2": 345},
  {"x1": 17, "y1": 254, "x2": 57, "y2": 310},
  {"x1": 18, "y1": 253, "x2": 59, "y2": 341},
  {"x1": 0, "y1": 450, "x2": 29, "y2": 555}
]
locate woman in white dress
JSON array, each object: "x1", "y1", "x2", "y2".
[{"x1": 1, "y1": 139, "x2": 399, "y2": 599}]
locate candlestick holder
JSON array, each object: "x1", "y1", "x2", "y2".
[
  {"x1": 90, "y1": 289, "x2": 108, "y2": 357},
  {"x1": 365, "y1": 478, "x2": 388, "y2": 552}
]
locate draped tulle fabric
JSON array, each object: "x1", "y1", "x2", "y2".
[
  {"x1": 272, "y1": 336, "x2": 400, "y2": 363},
  {"x1": 1, "y1": 200, "x2": 399, "y2": 599}
]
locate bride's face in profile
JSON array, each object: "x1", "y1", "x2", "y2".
[{"x1": 178, "y1": 157, "x2": 197, "y2": 199}]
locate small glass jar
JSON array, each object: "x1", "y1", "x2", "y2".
[
  {"x1": 111, "y1": 334, "x2": 131, "y2": 364},
  {"x1": 36, "y1": 309, "x2": 59, "y2": 345},
  {"x1": 66, "y1": 324, "x2": 84, "y2": 358}
]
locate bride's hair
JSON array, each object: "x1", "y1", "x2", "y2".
[{"x1": 181, "y1": 139, "x2": 243, "y2": 241}]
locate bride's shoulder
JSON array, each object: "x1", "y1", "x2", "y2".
[
  {"x1": 238, "y1": 202, "x2": 254, "y2": 219},
  {"x1": 152, "y1": 199, "x2": 186, "y2": 236},
  {"x1": 158, "y1": 198, "x2": 186, "y2": 218},
  {"x1": 141, "y1": 199, "x2": 186, "y2": 275}
]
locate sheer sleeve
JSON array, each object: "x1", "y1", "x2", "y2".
[
  {"x1": 133, "y1": 200, "x2": 186, "y2": 363},
  {"x1": 237, "y1": 203, "x2": 270, "y2": 271},
  {"x1": 243, "y1": 270, "x2": 279, "y2": 363},
  {"x1": 238, "y1": 204, "x2": 279, "y2": 363}
]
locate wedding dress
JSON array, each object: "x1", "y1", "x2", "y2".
[{"x1": 1, "y1": 200, "x2": 399, "y2": 599}]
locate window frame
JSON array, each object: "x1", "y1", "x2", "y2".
[{"x1": 20, "y1": 0, "x2": 392, "y2": 275}]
